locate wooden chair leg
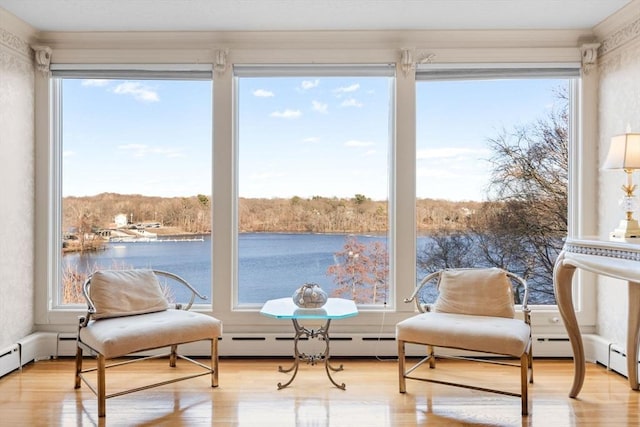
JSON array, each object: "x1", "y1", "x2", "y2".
[
  {"x1": 170, "y1": 344, "x2": 178, "y2": 367},
  {"x1": 398, "y1": 340, "x2": 406, "y2": 393},
  {"x1": 74, "y1": 345, "x2": 83, "y2": 389},
  {"x1": 520, "y1": 352, "x2": 529, "y2": 416},
  {"x1": 211, "y1": 338, "x2": 219, "y2": 388},
  {"x1": 97, "y1": 355, "x2": 106, "y2": 418},
  {"x1": 427, "y1": 345, "x2": 436, "y2": 368},
  {"x1": 528, "y1": 348, "x2": 534, "y2": 384}
]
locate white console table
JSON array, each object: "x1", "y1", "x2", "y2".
[{"x1": 553, "y1": 237, "x2": 640, "y2": 397}]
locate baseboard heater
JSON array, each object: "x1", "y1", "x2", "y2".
[
  {"x1": 0, "y1": 345, "x2": 20, "y2": 378},
  {"x1": 607, "y1": 343, "x2": 640, "y2": 373}
]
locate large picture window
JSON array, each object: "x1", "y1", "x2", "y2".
[
  {"x1": 415, "y1": 65, "x2": 579, "y2": 305},
  {"x1": 53, "y1": 71, "x2": 213, "y2": 306},
  {"x1": 234, "y1": 65, "x2": 394, "y2": 307}
]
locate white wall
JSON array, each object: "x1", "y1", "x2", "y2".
[
  {"x1": 0, "y1": 10, "x2": 36, "y2": 349},
  {"x1": 596, "y1": 4, "x2": 640, "y2": 346}
]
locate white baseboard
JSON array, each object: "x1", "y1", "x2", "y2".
[
  {"x1": 0, "y1": 332, "x2": 61, "y2": 379},
  {"x1": 51, "y1": 333, "x2": 573, "y2": 358},
  {"x1": 583, "y1": 333, "x2": 640, "y2": 380},
  {"x1": 18, "y1": 332, "x2": 58, "y2": 364},
  {"x1": 533, "y1": 334, "x2": 573, "y2": 357},
  {"x1": 0, "y1": 344, "x2": 20, "y2": 377}
]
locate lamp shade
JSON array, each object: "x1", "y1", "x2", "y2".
[{"x1": 604, "y1": 133, "x2": 640, "y2": 170}]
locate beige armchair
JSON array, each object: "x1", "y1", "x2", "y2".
[
  {"x1": 74, "y1": 269, "x2": 222, "y2": 417},
  {"x1": 396, "y1": 267, "x2": 533, "y2": 415}
]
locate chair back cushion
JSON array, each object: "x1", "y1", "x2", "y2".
[
  {"x1": 89, "y1": 269, "x2": 169, "y2": 320},
  {"x1": 433, "y1": 268, "x2": 515, "y2": 318}
]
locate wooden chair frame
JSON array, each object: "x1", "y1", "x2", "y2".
[
  {"x1": 397, "y1": 269, "x2": 533, "y2": 415},
  {"x1": 74, "y1": 269, "x2": 220, "y2": 417}
]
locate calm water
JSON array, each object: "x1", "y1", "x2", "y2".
[{"x1": 63, "y1": 233, "x2": 389, "y2": 304}]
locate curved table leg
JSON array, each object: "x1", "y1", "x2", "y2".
[
  {"x1": 627, "y1": 281, "x2": 640, "y2": 390},
  {"x1": 277, "y1": 318, "x2": 346, "y2": 390},
  {"x1": 277, "y1": 320, "x2": 303, "y2": 389},
  {"x1": 322, "y1": 320, "x2": 346, "y2": 390},
  {"x1": 554, "y1": 252, "x2": 584, "y2": 398}
]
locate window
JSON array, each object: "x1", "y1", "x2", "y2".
[
  {"x1": 415, "y1": 65, "x2": 579, "y2": 306},
  {"x1": 234, "y1": 65, "x2": 394, "y2": 307},
  {"x1": 36, "y1": 53, "x2": 588, "y2": 359},
  {"x1": 52, "y1": 68, "x2": 213, "y2": 307}
]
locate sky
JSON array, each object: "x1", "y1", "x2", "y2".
[{"x1": 62, "y1": 75, "x2": 567, "y2": 201}]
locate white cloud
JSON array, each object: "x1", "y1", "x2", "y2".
[
  {"x1": 301, "y1": 80, "x2": 320, "y2": 90},
  {"x1": 312, "y1": 100, "x2": 328, "y2": 114},
  {"x1": 253, "y1": 89, "x2": 274, "y2": 97},
  {"x1": 303, "y1": 137, "x2": 320, "y2": 143},
  {"x1": 112, "y1": 82, "x2": 159, "y2": 102},
  {"x1": 81, "y1": 79, "x2": 109, "y2": 87},
  {"x1": 117, "y1": 143, "x2": 185, "y2": 158},
  {"x1": 334, "y1": 83, "x2": 360, "y2": 95},
  {"x1": 340, "y1": 98, "x2": 363, "y2": 108},
  {"x1": 416, "y1": 147, "x2": 488, "y2": 160},
  {"x1": 270, "y1": 109, "x2": 302, "y2": 119},
  {"x1": 345, "y1": 139, "x2": 374, "y2": 147}
]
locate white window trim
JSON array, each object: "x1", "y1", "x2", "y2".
[
  {"x1": 415, "y1": 62, "x2": 588, "y2": 329},
  {"x1": 34, "y1": 52, "x2": 590, "y2": 345},
  {"x1": 39, "y1": 68, "x2": 215, "y2": 325},
  {"x1": 231, "y1": 64, "x2": 396, "y2": 310}
]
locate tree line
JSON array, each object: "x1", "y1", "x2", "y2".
[{"x1": 62, "y1": 193, "x2": 484, "y2": 236}]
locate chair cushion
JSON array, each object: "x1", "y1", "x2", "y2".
[
  {"x1": 89, "y1": 270, "x2": 169, "y2": 320},
  {"x1": 396, "y1": 312, "x2": 530, "y2": 357},
  {"x1": 434, "y1": 268, "x2": 515, "y2": 318},
  {"x1": 79, "y1": 309, "x2": 222, "y2": 359}
]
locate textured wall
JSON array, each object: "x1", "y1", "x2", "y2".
[
  {"x1": 598, "y1": 16, "x2": 640, "y2": 346},
  {"x1": 0, "y1": 24, "x2": 35, "y2": 348}
]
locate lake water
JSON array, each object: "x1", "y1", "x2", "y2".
[{"x1": 63, "y1": 233, "x2": 390, "y2": 304}]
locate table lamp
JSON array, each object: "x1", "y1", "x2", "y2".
[{"x1": 603, "y1": 133, "x2": 640, "y2": 241}]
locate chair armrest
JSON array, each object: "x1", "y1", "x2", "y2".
[
  {"x1": 78, "y1": 314, "x2": 89, "y2": 328},
  {"x1": 403, "y1": 271, "x2": 441, "y2": 313},
  {"x1": 153, "y1": 269, "x2": 207, "y2": 310},
  {"x1": 504, "y1": 271, "x2": 529, "y2": 313}
]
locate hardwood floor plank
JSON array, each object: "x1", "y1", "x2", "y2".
[{"x1": 0, "y1": 357, "x2": 638, "y2": 426}]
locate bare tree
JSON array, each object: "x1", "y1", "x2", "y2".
[
  {"x1": 416, "y1": 228, "x2": 476, "y2": 273},
  {"x1": 415, "y1": 87, "x2": 568, "y2": 305},
  {"x1": 326, "y1": 236, "x2": 389, "y2": 304},
  {"x1": 480, "y1": 87, "x2": 569, "y2": 303}
]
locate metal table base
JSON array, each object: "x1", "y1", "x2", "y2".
[{"x1": 276, "y1": 318, "x2": 346, "y2": 390}]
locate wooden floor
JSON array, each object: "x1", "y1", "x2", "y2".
[{"x1": 0, "y1": 356, "x2": 638, "y2": 426}]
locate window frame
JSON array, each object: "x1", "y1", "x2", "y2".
[
  {"x1": 232, "y1": 64, "x2": 396, "y2": 310},
  {"x1": 34, "y1": 50, "x2": 591, "y2": 343},
  {"x1": 415, "y1": 62, "x2": 591, "y2": 327},
  {"x1": 39, "y1": 65, "x2": 215, "y2": 323}
]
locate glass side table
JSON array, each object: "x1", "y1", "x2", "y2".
[{"x1": 260, "y1": 297, "x2": 358, "y2": 390}]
